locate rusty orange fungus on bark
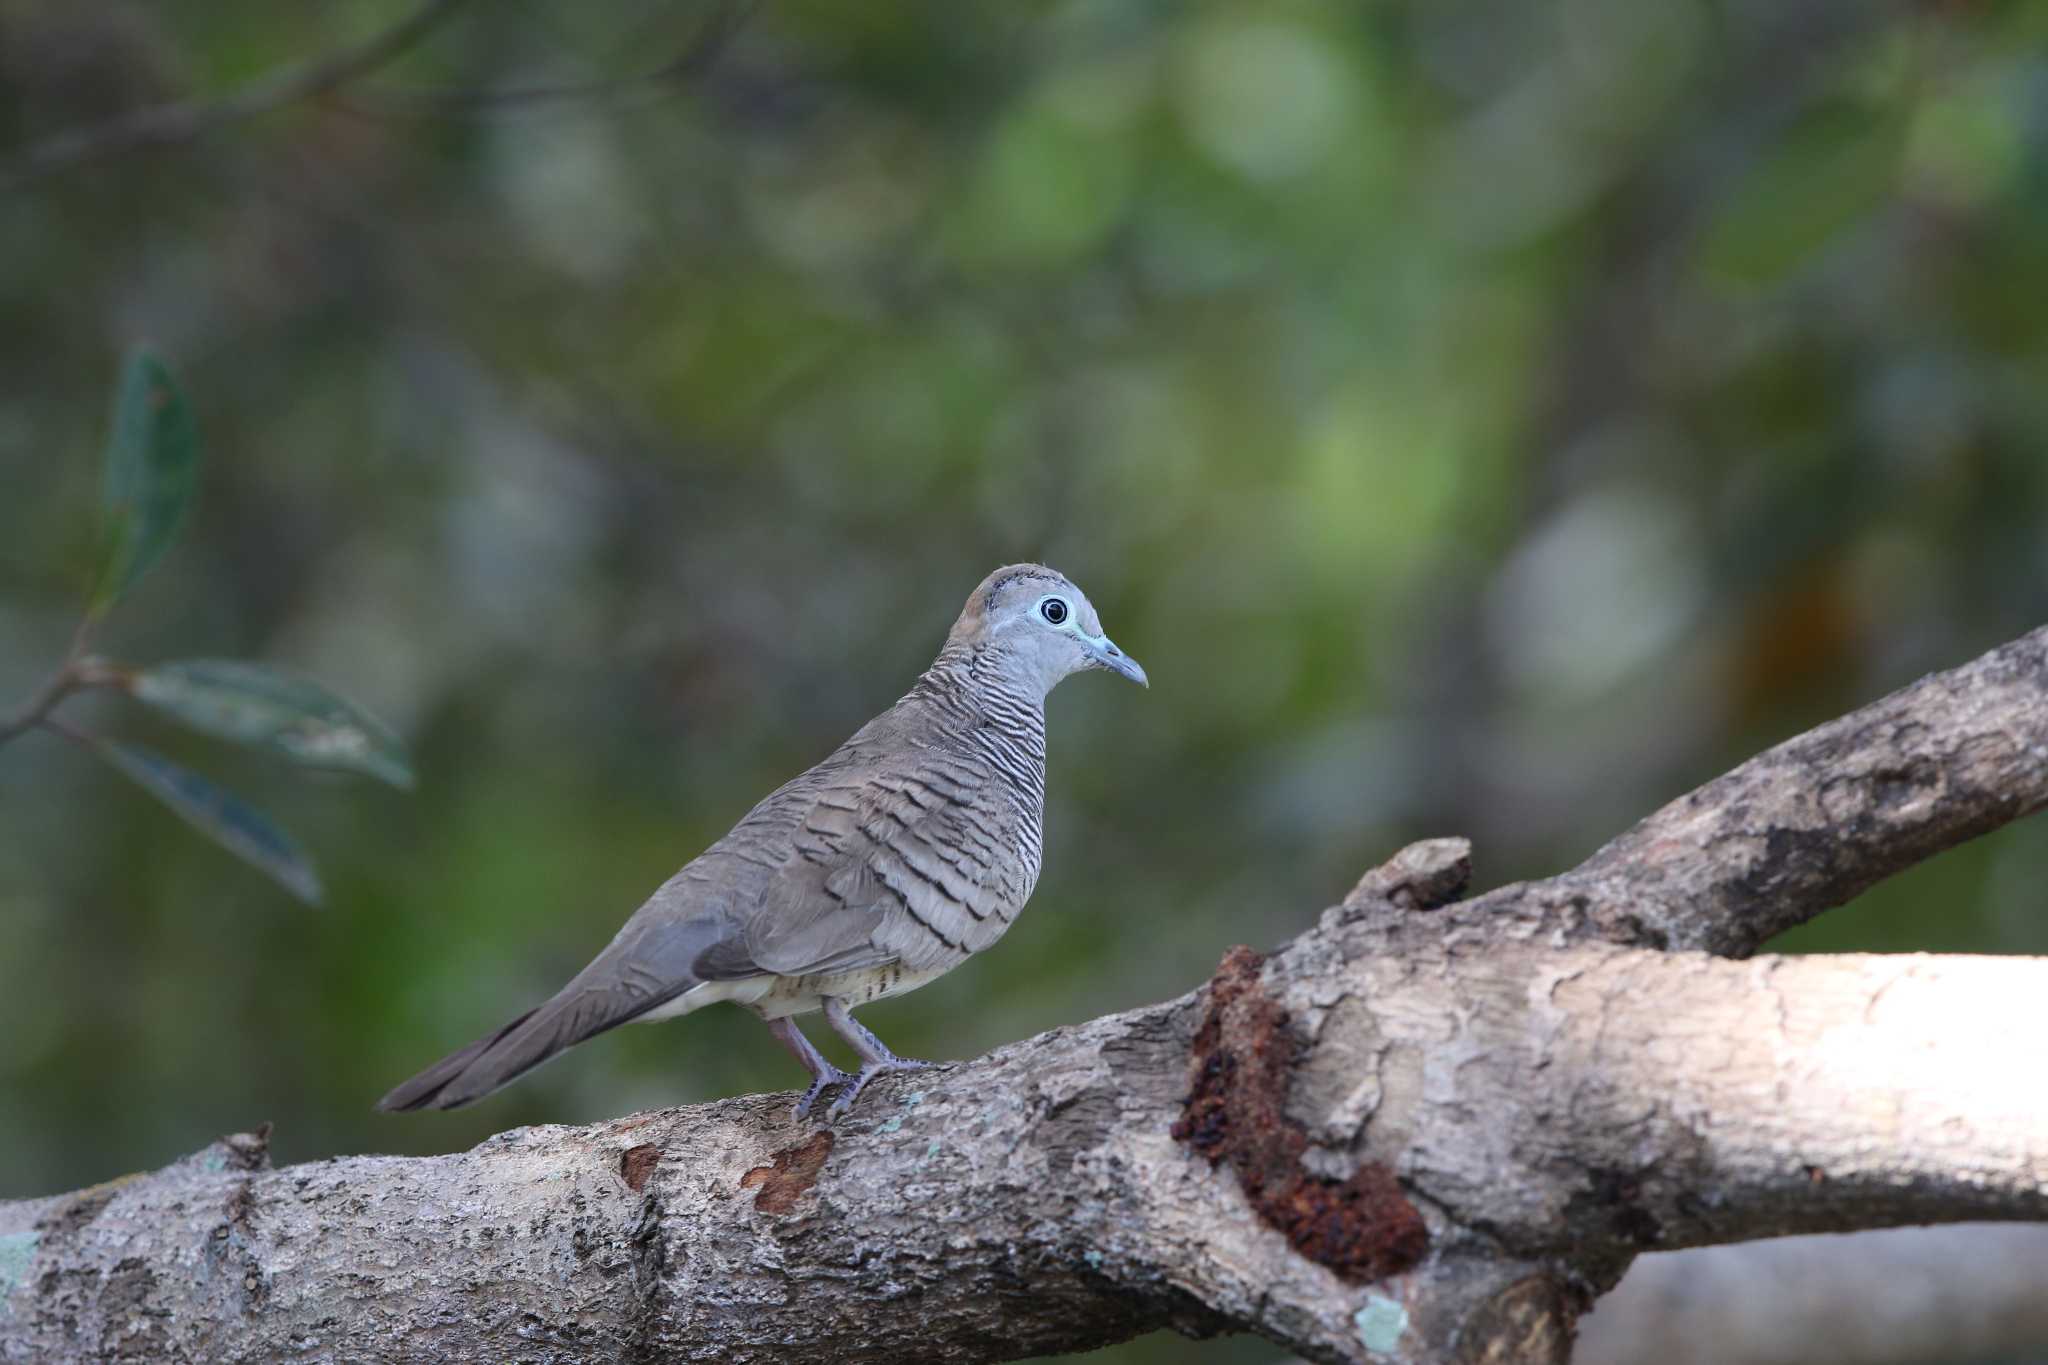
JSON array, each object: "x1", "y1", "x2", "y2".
[{"x1": 1173, "y1": 945, "x2": 1428, "y2": 1284}]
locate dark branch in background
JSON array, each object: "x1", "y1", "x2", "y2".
[
  {"x1": 331, "y1": 1, "x2": 753, "y2": 119},
  {"x1": 1580, "y1": 1226, "x2": 2048, "y2": 1365},
  {"x1": 0, "y1": 0, "x2": 471, "y2": 191},
  {"x1": 3, "y1": 624, "x2": 2047, "y2": 1363}
]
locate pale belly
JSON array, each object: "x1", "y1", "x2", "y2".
[{"x1": 635, "y1": 960, "x2": 956, "y2": 1024}]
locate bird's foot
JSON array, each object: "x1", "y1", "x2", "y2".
[
  {"x1": 827, "y1": 1055, "x2": 935, "y2": 1117},
  {"x1": 792, "y1": 1064, "x2": 857, "y2": 1120}
]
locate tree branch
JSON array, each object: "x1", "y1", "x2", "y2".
[
  {"x1": 1577, "y1": 624, "x2": 2048, "y2": 955},
  {"x1": 4, "y1": 625, "x2": 2046, "y2": 1363},
  {"x1": 1277, "y1": 945, "x2": 2048, "y2": 1252},
  {"x1": 329, "y1": 1, "x2": 751, "y2": 120},
  {"x1": 0, "y1": 0, "x2": 471, "y2": 192},
  {"x1": 2, "y1": 942, "x2": 2041, "y2": 1363},
  {"x1": 0, "y1": 620, "x2": 112, "y2": 748},
  {"x1": 1415, "y1": 624, "x2": 2048, "y2": 958}
]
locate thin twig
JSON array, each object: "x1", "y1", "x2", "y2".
[
  {"x1": 0, "y1": 0, "x2": 472, "y2": 192},
  {"x1": 0, "y1": 618, "x2": 100, "y2": 747},
  {"x1": 331, "y1": 1, "x2": 752, "y2": 120},
  {"x1": 0, "y1": 670, "x2": 78, "y2": 746},
  {"x1": 36, "y1": 712, "x2": 95, "y2": 748}
]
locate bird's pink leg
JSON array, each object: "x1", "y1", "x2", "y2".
[
  {"x1": 820, "y1": 997, "x2": 935, "y2": 1116},
  {"x1": 764, "y1": 1016, "x2": 853, "y2": 1119}
]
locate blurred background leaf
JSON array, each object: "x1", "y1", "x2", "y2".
[
  {"x1": 1701, "y1": 100, "x2": 1906, "y2": 286},
  {"x1": 89, "y1": 739, "x2": 324, "y2": 906},
  {"x1": 129, "y1": 659, "x2": 414, "y2": 788},
  {"x1": 89, "y1": 349, "x2": 200, "y2": 616},
  {"x1": 3, "y1": 3, "x2": 2048, "y2": 1362}
]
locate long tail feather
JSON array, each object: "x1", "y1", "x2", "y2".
[
  {"x1": 377, "y1": 986, "x2": 675, "y2": 1111},
  {"x1": 376, "y1": 1007, "x2": 541, "y2": 1111},
  {"x1": 379, "y1": 913, "x2": 730, "y2": 1112}
]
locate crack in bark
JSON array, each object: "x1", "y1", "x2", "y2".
[{"x1": 626, "y1": 1149, "x2": 668, "y2": 1365}]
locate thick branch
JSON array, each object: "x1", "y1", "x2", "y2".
[
  {"x1": 5, "y1": 624, "x2": 2047, "y2": 1363},
  {"x1": 1566, "y1": 624, "x2": 2048, "y2": 955},
  {"x1": 1373, "y1": 625, "x2": 2048, "y2": 960},
  {"x1": 1268, "y1": 941, "x2": 2048, "y2": 1253},
  {"x1": 3, "y1": 942, "x2": 2043, "y2": 1364}
]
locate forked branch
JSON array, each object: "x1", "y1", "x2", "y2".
[{"x1": 3, "y1": 626, "x2": 2045, "y2": 1363}]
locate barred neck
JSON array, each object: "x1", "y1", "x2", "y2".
[
  {"x1": 916, "y1": 642, "x2": 1050, "y2": 880},
  {"x1": 917, "y1": 643, "x2": 1045, "y2": 734},
  {"x1": 917, "y1": 643, "x2": 1047, "y2": 771}
]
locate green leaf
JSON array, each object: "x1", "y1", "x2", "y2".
[
  {"x1": 91, "y1": 349, "x2": 201, "y2": 616},
  {"x1": 1700, "y1": 102, "x2": 1905, "y2": 286},
  {"x1": 93, "y1": 740, "x2": 324, "y2": 905},
  {"x1": 128, "y1": 660, "x2": 415, "y2": 789}
]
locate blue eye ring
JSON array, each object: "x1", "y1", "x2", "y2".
[{"x1": 1040, "y1": 597, "x2": 1069, "y2": 625}]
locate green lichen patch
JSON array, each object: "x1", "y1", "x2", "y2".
[
  {"x1": 1354, "y1": 1293, "x2": 1408, "y2": 1352},
  {"x1": 0, "y1": 1230, "x2": 40, "y2": 1310}
]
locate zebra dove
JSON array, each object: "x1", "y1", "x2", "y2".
[{"x1": 379, "y1": 564, "x2": 1146, "y2": 1119}]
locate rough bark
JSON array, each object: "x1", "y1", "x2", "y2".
[{"x1": 4, "y1": 624, "x2": 2047, "y2": 1364}]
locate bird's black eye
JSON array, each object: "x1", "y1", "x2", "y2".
[{"x1": 1040, "y1": 597, "x2": 1069, "y2": 625}]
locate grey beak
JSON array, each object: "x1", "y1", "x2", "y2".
[{"x1": 1086, "y1": 634, "x2": 1149, "y2": 687}]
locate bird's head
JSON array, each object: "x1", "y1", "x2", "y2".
[{"x1": 945, "y1": 563, "x2": 1148, "y2": 700}]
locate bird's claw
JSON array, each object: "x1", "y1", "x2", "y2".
[
  {"x1": 792, "y1": 1065, "x2": 857, "y2": 1120},
  {"x1": 826, "y1": 1056, "x2": 935, "y2": 1117}
]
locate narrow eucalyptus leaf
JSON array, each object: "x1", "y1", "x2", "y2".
[
  {"x1": 130, "y1": 660, "x2": 415, "y2": 789},
  {"x1": 1701, "y1": 103, "x2": 1905, "y2": 285},
  {"x1": 91, "y1": 350, "x2": 201, "y2": 615},
  {"x1": 95, "y1": 740, "x2": 324, "y2": 905}
]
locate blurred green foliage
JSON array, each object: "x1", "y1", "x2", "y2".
[
  {"x1": 3, "y1": 2, "x2": 2047, "y2": 1361},
  {"x1": 4, "y1": 349, "x2": 411, "y2": 903}
]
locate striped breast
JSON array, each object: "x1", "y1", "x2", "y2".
[
  {"x1": 647, "y1": 649, "x2": 1055, "y2": 993},
  {"x1": 811, "y1": 667, "x2": 1046, "y2": 980}
]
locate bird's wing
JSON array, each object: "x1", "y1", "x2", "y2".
[{"x1": 702, "y1": 745, "x2": 1021, "y2": 981}]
